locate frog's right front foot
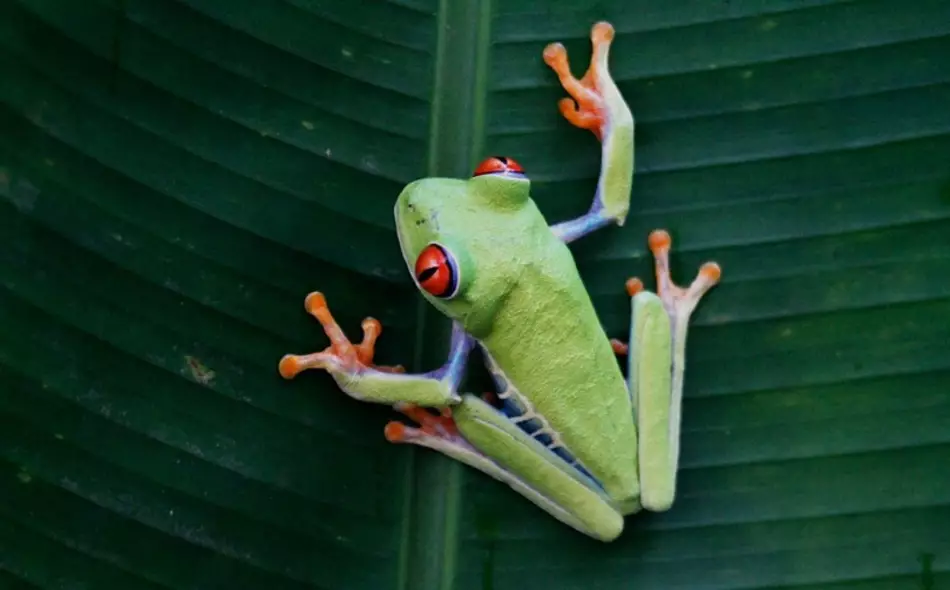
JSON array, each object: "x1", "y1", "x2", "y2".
[
  {"x1": 543, "y1": 22, "x2": 629, "y2": 142},
  {"x1": 278, "y1": 292, "x2": 405, "y2": 381},
  {"x1": 545, "y1": 21, "x2": 635, "y2": 239}
]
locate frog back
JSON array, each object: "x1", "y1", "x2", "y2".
[{"x1": 480, "y1": 228, "x2": 639, "y2": 503}]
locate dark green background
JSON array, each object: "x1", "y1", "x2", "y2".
[{"x1": 2, "y1": 0, "x2": 949, "y2": 589}]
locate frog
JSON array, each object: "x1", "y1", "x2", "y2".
[{"x1": 278, "y1": 21, "x2": 721, "y2": 542}]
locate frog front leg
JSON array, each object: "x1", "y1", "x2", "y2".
[
  {"x1": 279, "y1": 292, "x2": 475, "y2": 407},
  {"x1": 546, "y1": 21, "x2": 636, "y2": 244},
  {"x1": 616, "y1": 231, "x2": 721, "y2": 512}
]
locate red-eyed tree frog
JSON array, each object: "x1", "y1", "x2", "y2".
[{"x1": 279, "y1": 22, "x2": 721, "y2": 542}]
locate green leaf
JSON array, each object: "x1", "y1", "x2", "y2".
[{"x1": 1, "y1": 1, "x2": 949, "y2": 589}]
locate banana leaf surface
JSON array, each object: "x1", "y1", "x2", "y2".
[{"x1": 1, "y1": 1, "x2": 949, "y2": 589}]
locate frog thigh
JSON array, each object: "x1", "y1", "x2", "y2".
[
  {"x1": 627, "y1": 290, "x2": 675, "y2": 512},
  {"x1": 453, "y1": 393, "x2": 624, "y2": 542}
]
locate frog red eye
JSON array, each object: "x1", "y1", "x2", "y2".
[
  {"x1": 473, "y1": 156, "x2": 526, "y2": 178},
  {"x1": 414, "y1": 243, "x2": 460, "y2": 299}
]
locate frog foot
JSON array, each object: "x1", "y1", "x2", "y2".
[
  {"x1": 385, "y1": 393, "x2": 497, "y2": 446},
  {"x1": 278, "y1": 292, "x2": 406, "y2": 379},
  {"x1": 543, "y1": 21, "x2": 618, "y2": 141},
  {"x1": 647, "y1": 230, "x2": 721, "y2": 326},
  {"x1": 385, "y1": 404, "x2": 462, "y2": 443},
  {"x1": 610, "y1": 339, "x2": 629, "y2": 356}
]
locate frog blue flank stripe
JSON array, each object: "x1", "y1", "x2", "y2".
[{"x1": 482, "y1": 348, "x2": 602, "y2": 486}]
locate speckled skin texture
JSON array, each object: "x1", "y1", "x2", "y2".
[{"x1": 394, "y1": 175, "x2": 640, "y2": 505}]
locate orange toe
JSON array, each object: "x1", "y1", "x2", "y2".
[
  {"x1": 610, "y1": 339, "x2": 629, "y2": 355},
  {"x1": 542, "y1": 42, "x2": 568, "y2": 69},
  {"x1": 701, "y1": 262, "x2": 722, "y2": 283},
  {"x1": 384, "y1": 421, "x2": 407, "y2": 443},
  {"x1": 278, "y1": 355, "x2": 300, "y2": 379},
  {"x1": 591, "y1": 21, "x2": 615, "y2": 45},
  {"x1": 304, "y1": 291, "x2": 327, "y2": 314},
  {"x1": 625, "y1": 277, "x2": 644, "y2": 297},
  {"x1": 648, "y1": 229, "x2": 672, "y2": 253}
]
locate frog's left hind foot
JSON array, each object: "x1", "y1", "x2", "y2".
[
  {"x1": 383, "y1": 397, "x2": 511, "y2": 489},
  {"x1": 278, "y1": 292, "x2": 405, "y2": 379},
  {"x1": 388, "y1": 395, "x2": 624, "y2": 542},
  {"x1": 384, "y1": 393, "x2": 497, "y2": 448},
  {"x1": 385, "y1": 404, "x2": 465, "y2": 447}
]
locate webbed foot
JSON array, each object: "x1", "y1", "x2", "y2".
[
  {"x1": 543, "y1": 21, "x2": 618, "y2": 140},
  {"x1": 385, "y1": 392, "x2": 498, "y2": 445},
  {"x1": 646, "y1": 230, "x2": 721, "y2": 328},
  {"x1": 278, "y1": 292, "x2": 405, "y2": 380},
  {"x1": 385, "y1": 404, "x2": 463, "y2": 445},
  {"x1": 544, "y1": 21, "x2": 634, "y2": 233}
]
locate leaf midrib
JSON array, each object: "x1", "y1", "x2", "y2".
[{"x1": 399, "y1": 2, "x2": 494, "y2": 590}]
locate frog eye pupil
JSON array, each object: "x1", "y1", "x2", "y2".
[
  {"x1": 417, "y1": 266, "x2": 438, "y2": 282},
  {"x1": 414, "y1": 243, "x2": 460, "y2": 299}
]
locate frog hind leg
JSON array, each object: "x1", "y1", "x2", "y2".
[
  {"x1": 386, "y1": 394, "x2": 624, "y2": 542},
  {"x1": 546, "y1": 21, "x2": 636, "y2": 244},
  {"x1": 617, "y1": 231, "x2": 721, "y2": 512}
]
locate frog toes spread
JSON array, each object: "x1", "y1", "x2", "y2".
[
  {"x1": 543, "y1": 21, "x2": 617, "y2": 140},
  {"x1": 647, "y1": 230, "x2": 722, "y2": 323},
  {"x1": 278, "y1": 291, "x2": 405, "y2": 379}
]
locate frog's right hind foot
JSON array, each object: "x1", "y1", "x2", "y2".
[{"x1": 626, "y1": 230, "x2": 721, "y2": 510}]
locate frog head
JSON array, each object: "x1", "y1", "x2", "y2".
[{"x1": 393, "y1": 156, "x2": 532, "y2": 335}]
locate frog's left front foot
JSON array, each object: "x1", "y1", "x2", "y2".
[{"x1": 278, "y1": 292, "x2": 405, "y2": 380}]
